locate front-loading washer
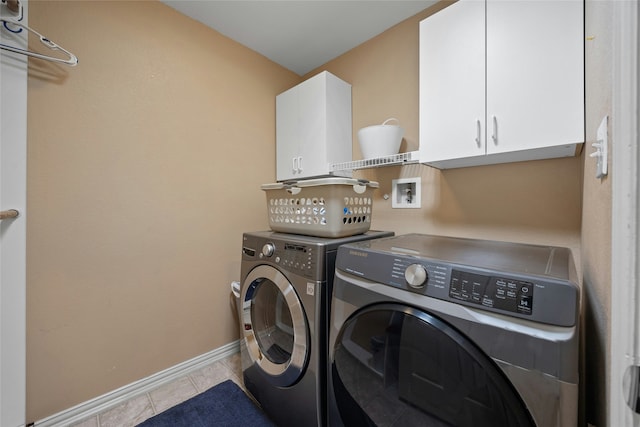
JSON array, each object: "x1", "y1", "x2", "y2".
[
  {"x1": 328, "y1": 233, "x2": 579, "y2": 427},
  {"x1": 239, "y1": 230, "x2": 393, "y2": 427}
]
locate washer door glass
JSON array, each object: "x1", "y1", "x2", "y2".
[
  {"x1": 332, "y1": 303, "x2": 535, "y2": 427},
  {"x1": 242, "y1": 265, "x2": 308, "y2": 386}
]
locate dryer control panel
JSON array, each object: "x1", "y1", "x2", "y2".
[
  {"x1": 335, "y1": 234, "x2": 579, "y2": 327},
  {"x1": 449, "y1": 270, "x2": 533, "y2": 316}
]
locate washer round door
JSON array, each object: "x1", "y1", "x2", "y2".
[
  {"x1": 241, "y1": 265, "x2": 309, "y2": 387},
  {"x1": 331, "y1": 303, "x2": 535, "y2": 427}
]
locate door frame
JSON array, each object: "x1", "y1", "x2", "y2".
[
  {"x1": 0, "y1": 1, "x2": 28, "y2": 426},
  {"x1": 609, "y1": 0, "x2": 639, "y2": 425}
]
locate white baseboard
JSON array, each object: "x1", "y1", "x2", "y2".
[{"x1": 34, "y1": 340, "x2": 241, "y2": 427}]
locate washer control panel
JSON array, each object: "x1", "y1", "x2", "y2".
[
  {"x1": 278, "y1": 243, "x2": 315, "y2": 276},
  {"x1": 242, "y1": 230, "x2": 395, "y2": 285},
  {"x1": 242, "y1": 241, "x2": 316, "y2": 277}
]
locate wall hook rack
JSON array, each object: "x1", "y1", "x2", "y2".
[
  {"x1": 0, "y1": 0, "x2": 78, "y2": 66},
  {"x1": 0, "y1": 209, "x2": 19, "y2": 220}
]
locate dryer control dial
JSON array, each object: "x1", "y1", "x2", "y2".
[
  {"x1": 262, "y1": 243, "x2": 275, "y2": 257},
  {"x1": 405, "y1": 264, "x2": 428, "y2": 289}
]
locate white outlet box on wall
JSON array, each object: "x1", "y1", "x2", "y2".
[{"x1": 392, "y1": 178, "x2": 421, "y2": 208}]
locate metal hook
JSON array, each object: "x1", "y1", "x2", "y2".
[{"x1": 0, "y1": 0, "x2": 78, "y2": 66}]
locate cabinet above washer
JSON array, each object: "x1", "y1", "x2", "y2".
[
  {"x1": 418, "y1": 0, "x2": 584, "y2": 169},
  {"x1": 276, "y1": 71, "x2": 353, "y2": 181}
]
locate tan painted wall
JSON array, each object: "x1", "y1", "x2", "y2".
[
  {"x1": 26, "y1": 1, "x2": 299, "y2": 421},
  {"x1": 25, "y1": 0, "x2": 588, "y2": 423}
]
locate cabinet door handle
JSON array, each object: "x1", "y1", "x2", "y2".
[
  {"x1": 292, "y1": 157, "x2": 298, "y2": 174},
  {"x1": 297, "y1": 156, "x2": 303, "y2": 173},
  {"x1": 475, "y1": 120, "x2": 482, "y2": 147},
  {"x1": 491, "y1": 116, "x2": 498, "y2": 145}
]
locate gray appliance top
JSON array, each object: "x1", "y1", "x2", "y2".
[
  {"x1": 336, "y1": 233, "x2": 579, "y2": 326},
  {"x1": 243, "y1": 230, "x2": 394, "y2": 251},
  {"x1": 241, "y1": 230, "x2": 394, "y2": 281},
  {"x1": 348, "y1": 233, "x2": 575, "y2": 281}
]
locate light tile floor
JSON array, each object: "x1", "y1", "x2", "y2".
[{"x1": 71, "y1": 352, "x2": 243, "y2": 427}]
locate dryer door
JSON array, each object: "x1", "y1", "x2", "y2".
[
  {"x1": 331, "y1": 303, "x2": 535, "y2": 427},
  {"x1": 241, "y1": 265, "x2": 309, "y2": 387}
]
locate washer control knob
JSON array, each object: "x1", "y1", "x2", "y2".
[
  {"x1": 405, "y1": 264, "x2": 428, "y2": 289},
  {"x1": 262, "y1": 243, "x2": 275, "y2": 257}
]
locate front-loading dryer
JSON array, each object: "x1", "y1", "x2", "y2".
[
  {"x1": 239, "y1": 230, "x2": 393, "y2": 427},
  {"x1": 328, "y1": 234, "x2": 579, "y2": 427}
]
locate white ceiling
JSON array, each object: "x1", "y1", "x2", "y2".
[{"x1": 161, "y1": 1, "x2": 437, "y2": 76}]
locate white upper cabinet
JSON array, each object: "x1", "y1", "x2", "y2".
[
  {"x1": 419, "y1": 0, "x2": 584, "y2": 169},
  {"x1": 276, "y1": 71, "x2": 352, "y2": 181}
]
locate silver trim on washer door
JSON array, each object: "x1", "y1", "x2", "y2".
[{"x1": 241, "y1": 265, "x2": 308, "y2": 385}]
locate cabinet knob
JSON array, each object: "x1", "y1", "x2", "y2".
[{"x1": 292, "y1": 156, "x2": 304, "y2": 174}]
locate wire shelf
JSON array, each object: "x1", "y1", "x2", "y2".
[{"x1": 331, "y1": 151, "x2": 420, "y2": 172}]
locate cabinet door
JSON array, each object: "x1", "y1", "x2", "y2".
[
  {"x1": 297, "y1": 74, "x2": 327, "y2": 178},
  {"x1": 276, "y1": 87, "x2": 301, "y2": 181},
  {"x1": 486, "y1": 0, "x2": 584, "y2": 154},
  {"x1": 419, "y1": 0, "x2": 486, "y2": 163}
]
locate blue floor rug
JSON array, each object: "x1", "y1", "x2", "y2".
[{"x1": 137, "y1": 380, "x2": 275, "y2": 427}]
